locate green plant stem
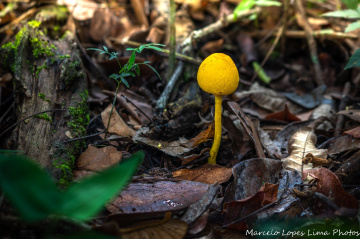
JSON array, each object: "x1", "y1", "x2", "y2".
[{"x1": 105, "y1": 81, "x2": 120, "y2": 138}]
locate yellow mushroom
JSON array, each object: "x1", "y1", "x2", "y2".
[{"x1": 197, "y1": 53, "x2": 239, "y2": 164}]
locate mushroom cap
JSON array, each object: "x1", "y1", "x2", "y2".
[{"x1": 197, "y1": 53, "x2": 239, "y2": 96}]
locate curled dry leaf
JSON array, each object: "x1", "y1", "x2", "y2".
[
  {"x1": 101, "y1": 104, "x2": 136, "y2": 138},
  {"x1": 172, "y1": 164, "x2": 232, "y2": 185},
  {"x1": 281, "y1": 127, "x2": 328, "y2": 172}
]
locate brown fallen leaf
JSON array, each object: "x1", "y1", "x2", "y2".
[
  {"x1": 265, "y1": 104, "x2": 301, "y2": 122},
  {"x1": 76, "y1": 145, "x2": 122, "y2": 171},
  {"x1": 98, "y1": 213, "x2": 188, "y2": 239},
  {"x1": 73, "y1": 145, "x2": 123, "y2": 180},
  {"x1": 119, "y1": 215, "x2": 188, "y2": 239},
  {"x1": 303, "y1": 168, "x2": 359, "y2": 209},
  {"x1": 107, "y1": 179, "x2": 209, "y2": 215},
  {"x1": 223, "y1": 183, "x2": 278, "y2": 231},
  {"x1": 183, "y1": 123, "x2": 214, "y2": 148},
  {"x1": 172, "y1": 164, "x2": 232, "y2": 185},
  {"x1": 344, "y1": 126, "x2": 360, "y2": 139},
  {"x1": 101, "y1": 104, "x2": 136, "y2": 138}
]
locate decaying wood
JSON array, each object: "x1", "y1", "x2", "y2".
[{"x1": 2, "y1": 23, "x2": 88, "y2": 183}]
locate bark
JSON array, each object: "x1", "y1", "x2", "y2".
[{"x1": 2, "y1": 23, "x2": 88, "y2": 185}]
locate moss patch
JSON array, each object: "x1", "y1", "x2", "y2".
[{"x1": 52, "y1": 91, "x2": 89, "y2": 188}]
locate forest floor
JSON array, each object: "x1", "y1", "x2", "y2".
[{"x1": 0, "y1": 0, "x2": 360, "y2": 238}]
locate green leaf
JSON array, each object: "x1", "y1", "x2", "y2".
[
  {"x1": 0, "y1": 154, "x2": 61, "y2": 221},
  {"x1": 127, "y1": 51, "x2": 136, "y2": 71},
  {"x1": 143, "y1": 63, "x2": 161, "y2": 80},
  {"x1": 139, "y1": 45, "x2": 146, "y2": 52},
  {"x1": 322, "y1": 9, "x2": 360, "y2": 19},
  {"x1": 341, "y1": 0, "x2": 359, "y2": 10},
  {"x1": 87, "y1": 48, "x2": 103, "y2": 52},
  {"x1": 103, "y1": 46, "x2": 108, "y2": 52},
  {"x1": 252, "y1": 61, "x2": 271, "y2": 84},
  {"x1": 60, "y1": 151, "x2": 144, "y2": 221},
  {"x1": 148, "y1": 43, "x2": 166, "y2": 46},
  {"x1": 126, "y1": 48, "x2": 135, "y2": 51},
  {"x1": 255, "y1": 0, "x2": 282, "y2": 7},
  {"x1": 345, "y1": 48, "x2": 360, "y2": 70},
  {"x1": 145, "y1": 46, "x2": 164, "y2": 52},
  {"x1": 345, "y1": 20, "x2": 360, "y2": 32},
  {"x1": 234, "y1": 0, "x2": 255, "y2": 20},
  {"x1": 120, "y1": 76, "x2": 130, "y2": 88},
  {"x1": 109, "y1": 73, "x2": 120, "y2": 79},
  {"x1": 134, "y1": 64, "x2": 140, "y2": 75}
]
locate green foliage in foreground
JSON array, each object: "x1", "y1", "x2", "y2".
[{"x1": 0, "y1": 151, "x2": 144, "y2": 222}]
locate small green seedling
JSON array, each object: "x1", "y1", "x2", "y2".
[{"x1": 88, "y1": 44, "x2": 165, "y2": 133}]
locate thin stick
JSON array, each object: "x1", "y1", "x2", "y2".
[
  {"x1": 156, "y1": 61, "x2": 184, "y2": 109},
  {"x1": 0, "y1": 109, "x2": 66, "y2": 138},
  {"x1": 63, "y1": 130, "x2": 105, "y2": 143},
  {"x1": 295, "y1": 0, "x2": 324, "y2": 86},
  {"x1": 121, "y1": 94, "x2": 152, "y2": 123}
]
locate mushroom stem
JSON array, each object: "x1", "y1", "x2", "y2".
[{"x1": 208, "y1": 95, "x2": 222, "y2": 164}]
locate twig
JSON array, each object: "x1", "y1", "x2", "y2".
[
  {"x1": 156, "y1": 61, "x2": 184, "y2": 110},
  {"x1": 281, "y1": 0, "x2": 290, "y2": 56},
  {"x1": 63, "y1": 130, "x2": 105, "y2": 143},
  {"x1": 251, "y1": 22, "x2": 285, "y2": 82},
  {"x1": 245, "y1": 30, "x2": 358, "y2": 40},
  {"x1": 0, "y1": 102, "x2": 15, "y2": 126},
  {"x1": 334, "y1": 82, "x2": 351, "y2": 136},
  {"x1": 295, "y1": 0, "x2": 324, "y2": 86},
  {"x1": 181, "y1": 8, "x2": 261, "y2": 54},
  {"x1": 121, "y1": 94, "x2": 152, "y2": 123},
  {"x1": 0, "y1": 109, "x2": 66, "y2": 139}
]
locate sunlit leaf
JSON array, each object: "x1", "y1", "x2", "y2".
[
  {"x1": 234, "y1": 0, "x2": 255, "y2": 20},
  {"x1": 146, "y1": 46, "x2": 164, "y2": 52},
  {"x1": 256, "y1": 0, "x2": 282, "y2": 7},
  {"x1": 322, "y1": 9, "x2": 360, "y2": 19},
  {"x1": 139, "y1": 45, "x2": 146, "y2": 52},
  {"x1": 60, "y1": 151, "x2": 144, "y2": 221},
  {"x1": 345, "y1": 20, "x2": 360, "y2": 32}
]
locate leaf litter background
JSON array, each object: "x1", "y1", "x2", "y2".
[{"x1": 0, "y1": 0, "x2": 360, "y2": 238}]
